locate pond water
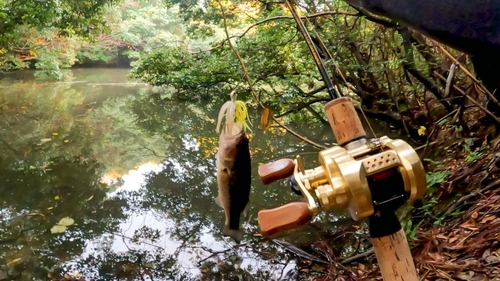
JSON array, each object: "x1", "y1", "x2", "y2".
[{"x1": 0, "y1": 68, "x2": 403, "y2": 280}]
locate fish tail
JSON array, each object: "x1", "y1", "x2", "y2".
[{"x1": 222, "y1": 226, "x2": 243, "y2": 244}]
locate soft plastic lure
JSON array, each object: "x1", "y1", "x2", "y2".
[{"x1": 216, "y1": 91, "x2": 252, "y2": 135}]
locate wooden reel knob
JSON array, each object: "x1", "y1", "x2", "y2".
[
  {"x1": 257, "y1": 202, "x2": 313, "y2": 237},
  {"x1": 258, "y1": 158, "x2": 295, "y2": 185}
]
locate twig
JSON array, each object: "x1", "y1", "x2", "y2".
[
  {"x1": 340, "y1": 248, "x2": 374, "y2": 264},
  {"x1": 196, "y1": 243, "x2": 249, "y2": 266},
  {"x1": 218, "y1": 1, "x2": 326, "y2": 150},
  {"x1": 444, "y1": 63, "x2": 456, "y2": 97},
  {"x1": 433, "y1": 71, "x2": 500, "y2": 124},
  {"x1": 441, "y1": 179, "x2": 500, "y2": 217},
  {"x1": 107, "y1": 232, "x2": 164, "y2": 249},
  {"x1": 434, "y1": 43, "x2": 500, "y2": 107}
]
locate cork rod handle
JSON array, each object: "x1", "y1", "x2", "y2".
[
  {"x1": 371, "y1": 228, "x2": 419, "y2": 281},
  {"x1": 324, "y1": 97, "x2": 366, "y2": 146}
]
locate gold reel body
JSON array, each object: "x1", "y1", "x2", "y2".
[{"x1": 290, "y1": 136, "x2": 426, "y2": 221}]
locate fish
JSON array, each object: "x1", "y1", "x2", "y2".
[{"x1": 214, "y1": 91, "x2": 252, "y2": 243}]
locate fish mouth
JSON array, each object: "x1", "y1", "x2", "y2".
[{"x1": 220, "y1": 127, "x2": 246, "y2": 140}]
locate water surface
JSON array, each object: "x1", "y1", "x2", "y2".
[{"x1": 0, "y1": 68, "x2": 400, "y2": 280}]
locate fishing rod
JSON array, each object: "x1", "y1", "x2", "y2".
[
  {"x1": 284, "y1": 0, "x2": 340, "y2": 100},
  {"x1": 255, "y1": 1, "x2": 426, "y2": 280}
]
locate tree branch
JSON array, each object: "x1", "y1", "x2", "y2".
[
  {"x1": 189, "y1": 11, "x2": 358, "y2": 54},
  {"x1": 399, "y1": 27, "x2": 453, "y2": 112},
  {"x1": 276, "y1": 97, "x2": 331, "y2": 117}
]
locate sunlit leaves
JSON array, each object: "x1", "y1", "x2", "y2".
[{"x1": 50, "y1": 217, "x2": 75, "y2": 234}]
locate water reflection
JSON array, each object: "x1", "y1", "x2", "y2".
[
  {"x1": 0, "y1": 69, "x2": 323, "y2": 280},
  {"x1": 0, "y1": 69, "x2": 401, "y2": 280}
]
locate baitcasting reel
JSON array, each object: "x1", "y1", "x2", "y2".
[{"x1": 257, "y1": 98, "x2": 427, "y2": 237}]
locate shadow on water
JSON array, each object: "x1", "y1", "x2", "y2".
[{"x1": 0, "y1": 69, "x2": 404, "y2": 280}]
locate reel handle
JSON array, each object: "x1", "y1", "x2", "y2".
[
  {"x1": 258, "y1": 158, "x2": 295, "y2": 185},
  {"x1": 257, "y1": 202, "x2": 313, "y2": 237}
]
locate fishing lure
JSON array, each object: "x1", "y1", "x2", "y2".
[{"x1": 216, "y1": 91, "x2": 252, "y2": 135}]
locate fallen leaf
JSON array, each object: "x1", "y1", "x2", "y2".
[
  {"x1": 29, "y1": 165, "x2": 36, "y2": 170},
  {"x1": 471, "y1": 212, "x2": 479, "y2": 219},
  {"x1": 480, "y1": 215, "x2": 496, "y2": 224},
  {"x1": 58, "y1": 217, "x2": 74, "y2": 226},
  {"x1": 64, "y1": 140, "x2": 69, "y2": 143},
  {"x1": 485, "y1": 255, "x2": 500, "y2": 264},
  {"x1": 86, "y1": 195, "x2": 93, "y2": 201},
  {"x1": 435, "y1": 234, "x2": 448, "y2": 240},
  {"x1": 51, "y1": 225, "x2": 67, "y2": 234},
  {"x1": 52, "y1": 132, "x2": 59, "y2": 136},
  {"x1": 253, "y1": 233, "x2": 262, "y2": 237},
  {"x1": 449, "y1": 236, "x2": 458, "y2": 243},
  {"x1": 71, "y1": 271, "x2": 81, "y2": 277},
  {"x1": 40, "y1": 138, "x2": 52, "y2": 143},
  {"x1": 180, "y1": 208, "x2": 186, "y2": 213},
  {"x1": 7, "y1": 258, "x2": 21, "y2": 266},
  {"x1": 482, "y1": 249, "x2": 491, "y2": 259},
  {"x1": 459, "y1": 222, "x2": 479, "y2": 231},
  {"x1": 55, "y1": 196, "x2": 60, "y2": 200}
]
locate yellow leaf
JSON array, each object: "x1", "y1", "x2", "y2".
[
  {"x1": 71, "y1": 271, "x2": 81, "y2": 277},
  {"x1": 50, "y1": 225, "x2": 67, "y2": 234},
  {"x1": 58, "y1": 217, "x2": 74, "y2": 226},
  {"x1": 418, "y1": 126, "x2": 426, "y2": 136},
  {"x1": 55, "y1": 196, "x2": 60, "y2": 200},
  {"x1": 52, "y1": 132, "x2": 59, "y2": 136},
  {"x1": 7, "y1": 258, "x2": 21, "y2": 266},
  {"x1": 260, "y1": 107, "x2": 273, "y2": 131}
]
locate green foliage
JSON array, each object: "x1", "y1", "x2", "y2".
[
  {"x1": 0, "y1": 0, "x2": 121, "y2": 40},
  {"x1": 426, "y1": 170, "x2": 450, "y2": 190},
  {"x1": 402, "y1": 219, "x2": 424, "y2": 241},
  {"x1": 0, "y1": 0, "x2": 119, "y2": 77},
  {"x1": 1, "y1": 0, "x2": 191, "y2": 79}
]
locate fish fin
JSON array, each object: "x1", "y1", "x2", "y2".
[
  {"x1": 222, "y1": 226, "x2": 242, "y2": 244},
  {"x1": 214, "y1": 196, "x2": 223, "y2": 208}
]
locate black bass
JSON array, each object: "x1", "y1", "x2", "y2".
[{"x1": 214, "y1": 91, "x2": 252, "y2": 243}]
